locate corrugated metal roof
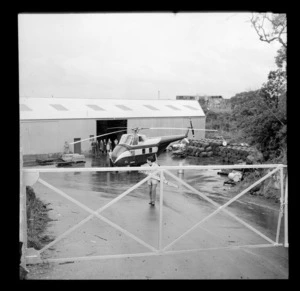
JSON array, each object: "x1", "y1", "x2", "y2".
[{"x1": 20, "y1": 98, "x2": 205, "y2": 120}]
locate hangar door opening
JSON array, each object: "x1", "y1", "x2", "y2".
[{"x1": 97, "y1": 119, "x2": 127, "y2": 148}]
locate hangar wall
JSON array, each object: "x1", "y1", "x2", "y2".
[
  {"x1": 20, "y1": 119, "x2": 95, "y2": 156},
  {"x1": 20, "y1": 116, "x2": 205, "y2": 157},
  {"x1": 127, "y1": 117, "x2": 205, "y2": 140}
]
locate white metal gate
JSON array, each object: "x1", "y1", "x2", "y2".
[{"x1": 20, "y1": 163, "x2": 288, "y2": 265}]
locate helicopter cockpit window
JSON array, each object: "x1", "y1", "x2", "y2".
[{"x1": 119, "y1": 134, "x2": 133, "y2": 145}]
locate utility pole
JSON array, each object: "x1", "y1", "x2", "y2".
[{"x1": 158, "y1": 90, "x2": 160, "y2": 99}]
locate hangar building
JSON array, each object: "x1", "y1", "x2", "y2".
[{"x1": 20, "y1": 97, "x2": 206, "y2": 159}]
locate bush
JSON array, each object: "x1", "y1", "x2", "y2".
[
  {"x1": 26, "y1": 186, "x2": 54, "y2": 250},
  {"x1": 231, "y1": 90, "x2": 286, "y2": 163}
]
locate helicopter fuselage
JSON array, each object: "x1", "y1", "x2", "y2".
[{"x1": 110, "y1": 133, "x2": 187, "y2": 167}]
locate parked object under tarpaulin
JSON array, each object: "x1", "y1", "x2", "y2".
[
  {"x1": 36, "y1": 158, "x2": 60, "y2": 165},
  {"x1": 55, "y1": 154, "x2": 86, "y2": 167}
]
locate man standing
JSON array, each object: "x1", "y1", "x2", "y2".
[
  {"x1": 107, "y1": 138, "x2": 112, "y2": 154},
  {"x1": 63, "y1": 141, "x2": 70, "y2": 154},
  {"x1": 143, "y1": 155, "x2": 160, "y2": 206},
  {"x1": 95, "y1": 139, "x2": 100, "y2": 157},
  {"x1": 91, "y1": 139, "x2": 97, "y2": 156},
  {"x1": 99, "y1": 140, "x2": 104, "y2": 155},
  {"x1": 103, "y1": 139, "x2": 107, "y2": 154},
  {"x1": 114, "y1": 138, "x2": 118, "y2": 149}
]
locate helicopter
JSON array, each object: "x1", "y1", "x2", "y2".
[{"x1": 69, "y1": 119, "x2": 218, "y2": 167}]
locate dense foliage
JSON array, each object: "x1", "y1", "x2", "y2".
[
  {"x1": 205, "y1": 71, "x2": 286, "y2": 164},
  {"x1": 205, "y1": 84, "x2": 286, "y2": 163},
  {"x1": 231, "y1": 88, "x2": 286, "y2": 163}
]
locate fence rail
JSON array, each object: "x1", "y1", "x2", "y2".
[{"x1": 22, "y1": 164, "x2": 287, "y2": 173}]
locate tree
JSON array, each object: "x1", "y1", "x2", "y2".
[
  {"x1": 250, "y1": 13, "x2": 287, "y2": 71},
  {"x1": 260, "y1": 69, "x2": 287, "y2": 108},
  {"x1": 275, "y1": 46, "x2": 287, "y2": 69},
  {"x1": 250, "y1": 13, "x2": 287, "y2": 48}
]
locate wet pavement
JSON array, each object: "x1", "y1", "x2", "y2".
[
  {"x1": 25, "y1": 151, "x2": 289, "y2": 279},
  {"x1": 31, "y1": 152, "x2": 285, "y2": 241}
]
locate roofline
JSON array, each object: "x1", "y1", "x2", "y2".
[
  {"x1": 20, "y1": 97, "x2": 205, "y2": 120},
  {"x1": 20, "y1": 116, "x2": 205, "y2": 122}
]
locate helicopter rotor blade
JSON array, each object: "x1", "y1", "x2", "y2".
[
  {"x1": 146, "y1": 127, "x2": 217, "y2": 132},
  {"x1": 106, "y1": 127, "x2": 128, "y2": 130},
  {"x1": 69, "y1": 129, "x2": 127, "y2": 145},
  {"x1": 107, "y1": 127, "x2": 151, "y2": 133},
  {"x1": 108, "y1": 126, "x2": 219, "y2": 132},
  {"x1": 137, "y1": 127, "x2": 150, "y2": 130}
]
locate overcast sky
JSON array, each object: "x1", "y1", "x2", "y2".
[{"x1": 18, "y1": 12, "x2": 282, "y2": 100}]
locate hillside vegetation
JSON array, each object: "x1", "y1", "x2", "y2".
[
  {"x1": 204, "y1": 88, "x2": 286, "y2": 165},
  {"x1": 205, "y1": 14, "x2": 287, "y2": 165}
]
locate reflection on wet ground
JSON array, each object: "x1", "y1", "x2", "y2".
[{"x1": 29, "y1": 151, "x2": 284, "y2": 241}]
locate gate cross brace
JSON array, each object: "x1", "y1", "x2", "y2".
[
  {"x1": 162, "y1": 166, "x2": 281, "y2": 251},
  {"x1": 35, "y1": 170, "x2": 161, "y2": 256}
]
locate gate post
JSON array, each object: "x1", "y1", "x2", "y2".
[
  {"x1": 158, "y1": 169, "x2": 164, "y2": 251},
  {"x1": 284, "y1": 176, "x2": 288, "y2": 247},
  {"x1": 19, "y1": 147, "x2": 28, "y2": 269},
  {"x1": 275, "y1": 166, "x2": 284, "y2": 244}
]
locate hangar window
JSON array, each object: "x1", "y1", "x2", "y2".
[
  {"x1": 166, "y1": 105, "x2": 181, "y2": 110},
  {"x1": 183, "y1": 105, "x2": 199, "y2": 110},
  {"x1": 143, "y1": 105, "x2": 159, "y2": 111},
  {"x1": 20, "y1": 104, "x2": 32, "y2": 111},
  {"x1": 115, "y1": 105, "x2": 132, "y2": 111},
  {"x1": 50, "y1": 104, "x2": 68, "y2": 111},
  {"x1": 86, "y1": 104, "x2": 105, "y2": 111}
]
